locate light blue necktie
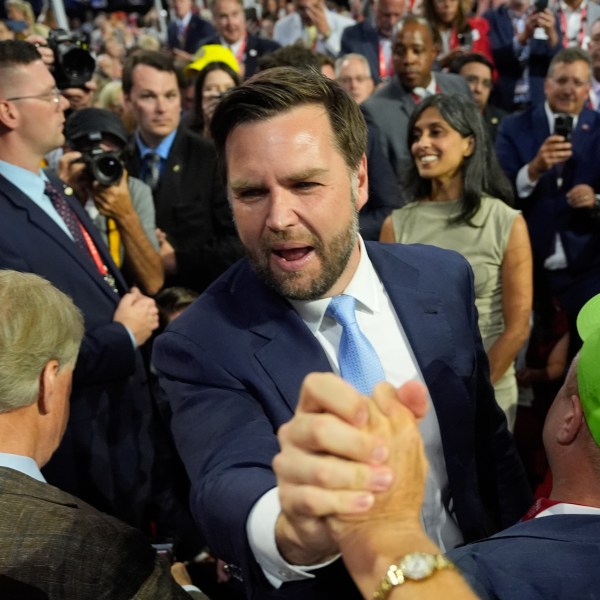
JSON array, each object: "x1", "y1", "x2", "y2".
[{"x1": 326, "y1": 294, "x2": 386, "y2": 395}]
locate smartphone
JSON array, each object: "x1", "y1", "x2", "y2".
[
  {"x1": 554, "y1": 114, "x2": 574, "y2": 141},
  {"x1": 534, "y1": 0, "x2": 548, "y2": 11}
]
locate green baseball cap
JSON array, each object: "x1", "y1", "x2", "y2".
[{"x1": 576, "y1": 293, "x2": 600, "y2": 446}]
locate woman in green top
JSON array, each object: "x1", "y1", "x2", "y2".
[{"x1": 380, "y1": 93, "x2": 532, "y2": 430}]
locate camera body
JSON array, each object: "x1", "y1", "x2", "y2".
[
  {"x1": 48, "y1": 29, "x2": 96, "y2": 89},
  {"x1": 74, "y1": 131, "x2": 124, "y2": 187}
]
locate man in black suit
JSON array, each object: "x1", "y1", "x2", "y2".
[
  {"x1": 0, "y1": 39, "x2": 158, "y2": 530},
  {"x1": 206, "y1": 0, "x2": 280, "y2": 78},
  {"x1": 450, "y1": 52, "x2": 507, "y2": 141},
  {"x1": 122, "y1": 50, "x2": 243, "y2": 292},
  {"x1": 340, "y1": 0, "x2": 406, "y2": 84},
  {"x1": 0, "y1": 270, "x2": 206, "y2": 599},
  {"x1": 167, "y1": 0, "x2": 216, "y2": 55}
]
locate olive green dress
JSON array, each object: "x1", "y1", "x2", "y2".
[{"x1": 390, "y1": 196, "x2": 520, "y2": 430}]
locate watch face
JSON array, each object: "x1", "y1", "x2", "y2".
[{"x1": 399, "y1": 553, "x2": 436, "y2": 580}]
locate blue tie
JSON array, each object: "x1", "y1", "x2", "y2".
[{"x1": 326, "y1": 294, "x2": 386, "y2": 395}]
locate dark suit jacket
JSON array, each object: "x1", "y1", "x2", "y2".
[
  {"x1": 484, "y1": 4, "x2": 561, "y2": 111},
  {"x1": 0, "y1": 467, "x2": 190, "y2": 599},
  {"x1": 153, "y1": 241, "x2": 532, "y2": 599},
  {"x1": 447, "y1": 514, "x2": 600, "y2": 600},
  {"x1": 340, "y1": 20, "x2": 382, "y2": 83},
  {"x1": 124, "y1": 127, "x2": 243, "y2": 292},
  {"x1": 203, "y1": 33, "x2": 280, "y2": 78},
  {"x1": 482, "y1": 102, "x2": 507, "y2": 142},
  {"x1": 0, "y1": 174, "x2": 154, "y2": 528},
  {"x1": 362, "y1": 74, "x2": 472, "y2": 184},
  {"x1": 167, "y1": 13, "x2": 216, "y2": 54}
]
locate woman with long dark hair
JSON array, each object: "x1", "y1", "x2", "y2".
[{"x1": 380, "y1": 93, "x2": 532, "y2": 429}]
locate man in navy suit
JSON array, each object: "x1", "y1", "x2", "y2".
[
  {"x1": 340, "y1": 0, "x2": 406, "y2": 84},
  {"x1": 205, "y1": 0, "x2": 280, "y2": 79},
  {"x1": 495, "y1": 47, "x2": 600, "y2": 354},
  {"x1": 153, "y1": 66, "x2": 531, "y2": 599},
  {"x1": 167, "y1": 0, "x2": 216, "y2": 55},
  {"x1": 0, "y1": 40, "x2": 159, "y2": 529}
]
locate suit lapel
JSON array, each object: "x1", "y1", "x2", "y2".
[{"x1": 0, "y1": 174, "x2": 125, "y2": 301}]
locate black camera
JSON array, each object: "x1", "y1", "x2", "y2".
[
  {"x1": 554, "y1": 113, "x2": 574, "y2": 141},
  {"x1": 48, "y1": 29, "x2": 96, "y2": 89},
  {"x1": 75, "y1": 131, "x2": 124, "y2": 187}
]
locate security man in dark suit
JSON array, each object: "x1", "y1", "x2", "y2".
[{"x1": 122, "y1": 50, "x2": 243, "y2": 293}]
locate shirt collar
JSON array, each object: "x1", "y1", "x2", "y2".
[
  {"x1": 0, "y1": 160, "x2": 47, "y2": 203},
  {"x1": 135, "y1": 127, "x2": 178, "y2": 161},
  {"x1": 176, "y1": 11, "x2": 192, "y2": 28},
  {"x1": 289, "y1": 237, "x2": 381, "y2": 335},
  {"x1": 544, "y1": 101, "x2": 579, "y2": 131},
  {"x1": 0, "y1": 453, "x2": 45, "y2": 483}
]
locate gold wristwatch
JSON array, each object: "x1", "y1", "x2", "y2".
[{"x1": 373, "y1": 553, "x2": 455, "y2": 599}]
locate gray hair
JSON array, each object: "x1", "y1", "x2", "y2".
[
  {"x1": 335, "y1": 53, "x2": 373, "y2": 79},
  {"x1": 0, "y1": 271, "x2": 84, "y2": 413}
]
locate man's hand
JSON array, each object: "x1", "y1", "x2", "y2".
[
  {"x1": 536, "y1": 9, "x2": 558, "y2": 46},
  {"x1": 91, "y1": 171, "x2": 136, "y2": 221},
  {"x1": 304, "y1": 0, "x2": 330, "y2": 36},
  {"x1": 566, "y1": 183, "x2": 597, "y2": 209},
  {"x1": 26, "y1": 34, "x2": 54, "y2": 66},
  {"x1": 527, "y1": 134, "x2": 572, "y2": 181},
  {"x1": 156, "y1": 228, "x2": 178, "y2": 275},
  {"x1": 274, "y1": 374, "x2": 392, "y2": 565},
  {"x1": 113, "y1": 286, "x2": 159, "y2": 346},
  {"x1": 57, "y1": 151, "x2": 90, "y2": 202}
]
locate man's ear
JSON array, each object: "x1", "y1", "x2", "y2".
[
  {"x1": 37, "y1": 360, "x2": 60, "y2": 416},
  {"x1": 354, "y1": 153, "x2": 369, "y2": 212},
  {"x1": 557, "y1": 394, "x2": 585, "y2": 445},
  {"x1": 0, "y1": 100, "x2": 20, "y2": 130}
]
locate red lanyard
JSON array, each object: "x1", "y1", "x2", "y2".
[
  {"x1": 234, "y1": 34, "x2": 247, "y2": 64},
  {"x1": 558, "y1": 3, "x2": 587, "y2": 47},
  {"x1": 378, "y1": 42, "x2": 392, "y2": 80},
  {"x1": 79, "y1": 222, "x2": 118, "y2": 293}
]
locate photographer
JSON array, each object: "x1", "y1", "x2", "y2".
[
  {"x1": 495, "y1": 47, "x2": 600, "y2": 357},
  {"x1": 58, "y1": 108, "x2": 164, "y2": 296}
]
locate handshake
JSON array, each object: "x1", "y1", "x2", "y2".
[{"x1": 273, "y1": 374, "x2": 475, "y2": 600}]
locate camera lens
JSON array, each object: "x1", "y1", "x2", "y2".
[{"x1": 92, "y1": 154, "x2": 124, "y2": 186}]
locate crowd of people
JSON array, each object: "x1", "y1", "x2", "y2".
[{"x1": 0, "y1": 0, "x2": 600, "y2": 596}]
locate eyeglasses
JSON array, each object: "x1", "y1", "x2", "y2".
[
  {"x1": 338, "y1": 75, "x2": 372, "y2": 85},
  {"x1": 550, "y1": 76, "x2": 589, "y2": 89},
  {"x1": 4, "y1": 87, "x2": 62, "y2": 105}
]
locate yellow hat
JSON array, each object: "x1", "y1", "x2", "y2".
[{"x1": 185, "y1": 44, "x2": 240, "y2": 75}]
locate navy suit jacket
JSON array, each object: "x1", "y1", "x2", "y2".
[
  {"x1": 340, "y1": 20, "x2": 382, "y2": 83},
  {"x1": 202, "y1": 33, "x2": 280, "y2": 78},
  {"x1": 484, "y1": 4, "x2": 561, "y2": 111},
  {"x1": 0, "y1": 174, "x2": 154, "y2": 528},
  {"x1": 153, "y1": 241, "x2": 531, "y2": 599},
  {"x1": 448, "y1": 514, "x2": 600, "y2": 600},
  {"x1": 167, "y1": 14, "x2": 216, "y2": 54}
]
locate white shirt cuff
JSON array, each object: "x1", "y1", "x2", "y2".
[
  {"x1": 516, "y1": 163, "x2": 537, "y2": 198},
  {"x1": 246, "y1": 487, "x2": 340, "y2": 588}
]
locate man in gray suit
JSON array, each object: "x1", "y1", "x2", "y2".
[
  {"x1": 0, "y1": 270, "x2": 206, "y2": 600},
  {"x1": 362, "y1": 15, "x2": 471, "y2": 185}
]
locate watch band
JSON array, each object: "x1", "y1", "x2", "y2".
[{"x1": 373, "y1": 553, "x2": 455, "y2": 600}]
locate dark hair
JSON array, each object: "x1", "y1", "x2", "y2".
[
  {"x1": 122, "y1": 50, "x2": 178, "y2": 94},
  {"x1": 155, "y1": 286, "x2": 199, "y2": 328},
  {"x1": 258, "y1": 43, "x2": 322, "y2": 71},
  {"x1": 449, "y1": 51, "x2": 493, "y2": 75},
  {"x1": 423, "y1": 0, "x2": 468, "y2": 35},
  {"x1": 395, "y1": 14, "x2": 442, "y2": 48},
  {"x1": 211, "y1": 66, "x2": 367, "y2": 174},
  {"x1": 190, "y1": 62, "x2": 241, "y2": 134},
  {"x1": 0, "y1": 39, "x2": 40, "y2": 69},
  {"x1": 405, "y1": 93, "x2": 514, "y2": 224}
]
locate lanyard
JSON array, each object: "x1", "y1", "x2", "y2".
[
  {"x1": 378, "y1": 42, "x2": 392, "y2": 80},
  {"x1": 79, "y1": 222, "x2": 118, "y2": 293},
  {"x1": 558, "y1": 3, "x2": 587, "y2": 48},
  {"x1": 234, "y1": 34, "x2": 247, "y2": 64}
]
